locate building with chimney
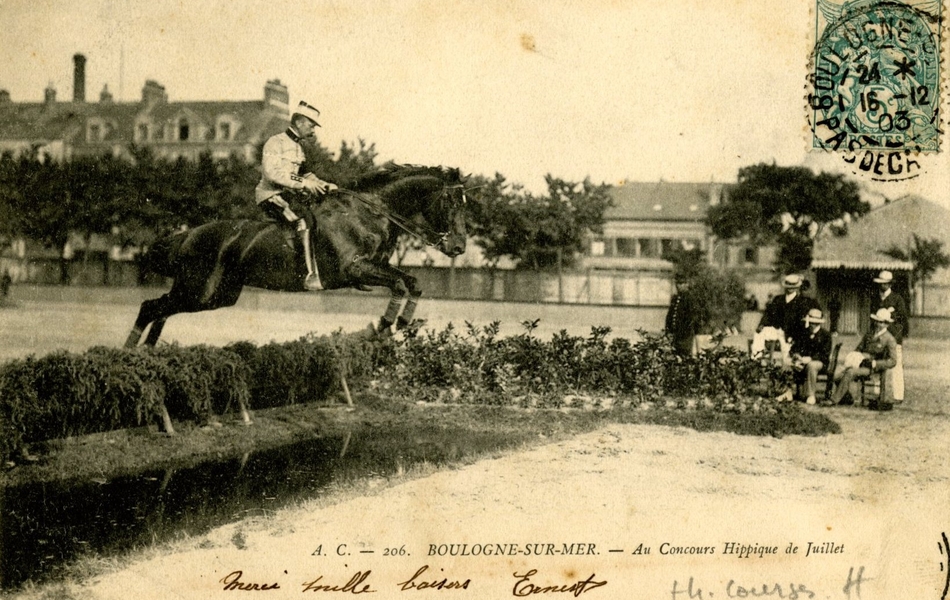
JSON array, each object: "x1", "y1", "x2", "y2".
[{"x1": 0, "y1": 54, "x2": 291, "y2": 163}]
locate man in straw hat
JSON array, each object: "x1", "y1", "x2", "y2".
[
  {"x1": 775, "y1": 308, "x2": 832, "y2": 404},
  {"x1": 255, "y1": 100, "x2": 338, "y2": 291},
  {"x1": 751, "y1": 273, "x2": 818, "y2": 364},
  {"x1": 829, "y1": 308, "x2": 898, "y2": 410},
  {"x1": 869, "y1": 270, "x2": 908, "y2": 403}
]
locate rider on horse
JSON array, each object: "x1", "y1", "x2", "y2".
[{"x1": 255, "y1": 100, "x2": 338, "y2": 291}]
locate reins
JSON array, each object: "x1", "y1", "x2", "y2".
[{"x1": 333, "y1": 186, "x2": 460, "y2": 248}]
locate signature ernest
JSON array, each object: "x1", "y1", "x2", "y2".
[{"x1": 219, "y1": 566, "x2": 608, "y2": 595}]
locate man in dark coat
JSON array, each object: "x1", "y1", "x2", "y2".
[
  {"x1": 786, "y1": 308, "x2": 833, "y2": 404},
  {"x1": 751, "y1": 274, "x2": 819, "y2": 362},
  {"x1": 665, "y1": 275, "x2": 702, "y2": 356},
  {"x1": 869, "y1": 270, "x2": 908, "y2": 403}
]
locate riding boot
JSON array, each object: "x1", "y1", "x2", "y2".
[{"x1": 298, "y1": 227, "x2": 323, "y2": 291}]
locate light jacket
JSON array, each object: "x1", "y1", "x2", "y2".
[{"x1": 255, "y1": 128, "x2": 310, "y2": 204}]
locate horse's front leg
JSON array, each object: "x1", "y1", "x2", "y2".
[
  {"x1": 348, "y1": 261, "x2": 415, "y2": 334},
  {"x1": 380, "y1": 277, "x2": 410, "y2": 333},
  {"x1": 391, "y1": 268, "x2": 422, "y2": 330}
]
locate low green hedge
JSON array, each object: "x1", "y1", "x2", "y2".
[
  {"x1": 0, "y1": 323, "x2": 811, "y2": 463},
  {"x1": 0, "y1": 331, "x2": 386, "y2": 462}
]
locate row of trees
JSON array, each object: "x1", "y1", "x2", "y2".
[
  {"x1": 3, "y1": 140, "x2": 942, "y2": 292},
  {"x1": 0, "y1": 137, "x2": 613, "y2": 281}
]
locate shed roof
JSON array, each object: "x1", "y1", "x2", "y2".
[{"x1": 812, "y1": 194, "x2": 950, "y2": 272}]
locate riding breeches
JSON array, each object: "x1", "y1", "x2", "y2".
[{"x1": 258, "y1": 194, "x2": 303, "y2": 225}]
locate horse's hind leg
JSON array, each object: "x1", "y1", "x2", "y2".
[
  {"x1": 124, "y1": 293, "x2": 180, "y2": 348},
  {"x1": 143, "y1": 318, "x2": 168, "y2": 346}
]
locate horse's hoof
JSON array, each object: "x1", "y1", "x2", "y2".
[{"x1": 376, "y1": 318, "x2": 394, "y2": 336}]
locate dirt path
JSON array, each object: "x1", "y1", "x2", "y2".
[{"x1": 64, "y1": 391, "x2": 950, "y2": 600}]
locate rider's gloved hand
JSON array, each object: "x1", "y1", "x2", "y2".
[
  {"x1": 302, "y1": 177, "x2": 323, "y2": 195},
  {"x1": 302, "y1": 175, "x2": 337, "y2": 195}
]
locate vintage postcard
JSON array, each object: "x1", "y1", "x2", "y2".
[{"x1": 0, "y1": 1, "x2": 948, "y2": 599}]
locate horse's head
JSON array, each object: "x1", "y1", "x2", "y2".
[
  {"x1": 427, "y1": 167, "x2": 468, "y2": 257},
  {"x1": 361, "y1": 164, "x2": 468, "y2": 257}
]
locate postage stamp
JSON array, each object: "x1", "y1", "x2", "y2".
[{"x1": 808, "y1": 0, "x2": 943, "y2": 180}]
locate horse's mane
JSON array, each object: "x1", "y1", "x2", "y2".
[{"x1": 351, "y1": 162, "x2": 461, "y2": 192}]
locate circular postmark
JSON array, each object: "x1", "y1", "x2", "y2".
[{"x1": 808, "y1": 0, "x2": 942, "y2": 181}]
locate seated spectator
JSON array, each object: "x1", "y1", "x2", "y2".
[
  {"x1": 829, "y1": 308, "x2": 898, "y2": 410},
  {"x1": 776, "y1": 308, "x2": 832, "y2": 405},
  {"x1": 751, "y1": 274, "x2": 816, "y2": 364}
]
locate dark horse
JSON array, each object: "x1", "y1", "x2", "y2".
[{"x1": 124, "y1": 164, "x2": 468, "y2": 348}]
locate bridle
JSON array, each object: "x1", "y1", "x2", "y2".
[{"x1": 335, "y1": 183, "x2": 467, "y2": 248}]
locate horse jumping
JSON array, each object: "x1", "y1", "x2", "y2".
[{"x1": 124, "y1": 164, "x2": 468, "y2": 348}]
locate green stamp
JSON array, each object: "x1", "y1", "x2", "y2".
[{"x1": 809, "y1": 0, "x2": 942, "y2": 180}]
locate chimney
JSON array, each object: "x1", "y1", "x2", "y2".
[
  {"x1": 44, "y1": 83, "x2": 57, "y2": 105},
  {"x1": 99, "y1": 84, "x2": 113, "y2": 103},
  {"x1": 73, "y1": 53, "x2": 86, "y2": 103},
  {"x1": 141, "y1": 80, "x2": 167, "y2": 105},
  {"x1": 0, "y1": 90, "x2": 10, "y2": 104},
  {"x1": 264, "y1": 78, "x2": 289, "y2": 110}
]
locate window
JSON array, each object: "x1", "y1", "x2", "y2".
[
  {"x1": 178, "y1": 120, "x2": 189, "y2": 141},
  {"x1": 616, "y1": 238, "x2": 638, "y2": 257},
  {"x1": 660, "y1": 239, "x2": 678, "y2": 257},
  {"x1": 639, "y1": 238, "x2": 659, "y2": 258},
  {"x1": 589, "y1": 240, "x2": 605, "y2": 256},
  {"x1": 218, "y1": 122, "x2": 231, "y2": 141},
  {"x1": 137, "y1": 123, "x2": 149, "y2": 142},
  {"x1": 744, "y1": 246, "x2": 758, "y2": 264},
  {"x1": 88, "y1": 124, "x2": 101, "y2": 142}
]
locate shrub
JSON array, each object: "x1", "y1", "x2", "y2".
[{"x1": 383, "y1": 322, "x2": 794, "y2": 410}]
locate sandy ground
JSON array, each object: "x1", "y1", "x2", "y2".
[{"x1": 44, "y1": 340, "x2": 950, "y2": 600}]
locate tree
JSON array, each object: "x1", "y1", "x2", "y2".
[
  {"x1": 302, "y1": 137, "x2": 380, "y2": 188},
  {"x1": 0, "y1": 151, "x2": 25, "y2": 256},
  {"x1": 707, "y1": 163, "x2": 869, "y2": 274},
  {"x1": 882, "y1": 234, "x2": 950, "y2": 313},
  {"x1": 668, "y1": 247, "x2": 746, "y2": 334},
  {"x1": 66, "y1": 154, "x2": 134, "y2": 261},
  {"x1": 468, "y1": 173, "x2": 612, "y2": 270}
]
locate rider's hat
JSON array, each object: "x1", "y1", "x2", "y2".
[
  {"x1": 803, "y1": 308, "x2": 824, "y2": 325},
  {"x1": 292, "y1": 101, "x2": 322, "y2": 127}
]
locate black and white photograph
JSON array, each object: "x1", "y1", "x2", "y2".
[{"x1": 0, "y1": 1, "x2": 948, "y2": 598}]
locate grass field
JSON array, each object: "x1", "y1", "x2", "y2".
[{"x1": 0, "y1": 284, "x2": 687, "y2": 362}]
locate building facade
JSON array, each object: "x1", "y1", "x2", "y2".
[{"x1": 0, "y1": 54, "x2": 290, "y2": 163}]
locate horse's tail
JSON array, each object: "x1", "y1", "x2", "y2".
[{"x1": 138, "y1": 230, "x2": 189, "y2": 278}]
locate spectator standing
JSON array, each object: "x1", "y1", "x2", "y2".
[
  {"x1": 830, "y1": 308, "x2": 898, "y2": 410},
  {"x1": 869, "y1": 270, "x2": 908, "y2": 403},
  {"x1": 665, "y1": 275, "x2": 702, "y2": 357}
]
